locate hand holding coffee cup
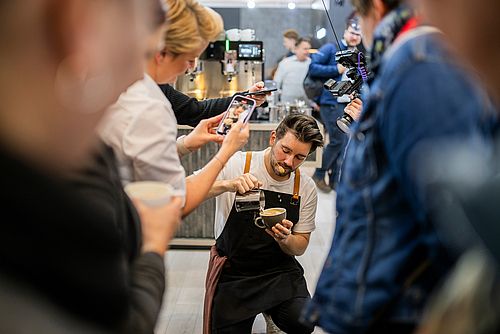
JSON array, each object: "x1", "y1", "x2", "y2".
[
  {"x1": 267, "y1": 219, "x2": 293, "y2": 241},
  {"x1": 133, "y1": 197, "x2": 183, "y2": 255},
  {"x1": 125, "y1": 181, "x2": 184, "y2": 255},
  {"x1": 124, "y1": 181, "x2": 178, "y2": 207},
  {"x1": 254, "y1": 207, "x2": 287, "y2": 230}
]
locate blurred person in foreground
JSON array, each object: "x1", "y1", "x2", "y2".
[
  {"x1": 302, "y1": 0, "x2": 498, "y2": 333},
  {"x1": 100, "y1": 0, "x2": 250, "y2": 219},
  {"x1": 67, "y1": 2, "x2": 185, "y2": 333},
  {"x1": 419, "y1": 0, "x2": 500, "y2": 103},
  {"x1": 417, "y1": 249, "x2": 500, "y2": 334},
  {"x1": 412, "y1": 1, "x2": 500, "y2": 333},
  {"x1": 0, "y1": 0, "x2": 182, "y2": 332}
]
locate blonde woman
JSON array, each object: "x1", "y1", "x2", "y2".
[{"x1": 100, "y1": 0, "x2": 249, "y2": 216}]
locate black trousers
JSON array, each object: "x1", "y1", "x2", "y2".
[{"x1": 212, "y1": 297, "x2": 314, "y2": 334}]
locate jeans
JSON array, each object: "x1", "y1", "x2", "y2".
[{"x1": 313, "y1": 103, "x2": 347, "y2": 187}]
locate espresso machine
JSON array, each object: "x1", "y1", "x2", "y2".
[{"x1": 174, "y1": 39, "x2": 265, "y2": 99}]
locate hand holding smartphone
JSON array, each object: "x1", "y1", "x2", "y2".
[{"x1": 216, "y1": 95, "x2": 257, "y2": 135}]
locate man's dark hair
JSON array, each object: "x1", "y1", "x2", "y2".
[
  {"x1": 283, "y1": 29, "x2": 299, "y2": 41},
  {"x1": 275, "y1": 114, "x2": 324, "y2": 153},
  {"x1": 295, "y1": 37, "x2": 311, "y2": 47},
  {"x1": 350, "y1": 0, "x2": 401, "y2": 16},
  {"x1": 345, "y1": 18, "x2": 361, "y2": 33}
]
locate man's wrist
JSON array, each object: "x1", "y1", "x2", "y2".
[{"x1": 219, "y1": 180, "x2": 232, "y2": 193}]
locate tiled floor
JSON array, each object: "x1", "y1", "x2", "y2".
[{"x1": 155, "y1": 182, "x2": 336, "y2": 334}]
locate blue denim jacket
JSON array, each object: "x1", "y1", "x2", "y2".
[
  {"x1": 304, "y1": 28, "x2": 497, "y2": 333},
  {"x1": 309, "y1": 42, "x2": 347, "y2": 106}
]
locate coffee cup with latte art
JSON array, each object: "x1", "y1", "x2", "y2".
[{"x1": 254, "y1": 207, "x2": 286, "y2": 229}]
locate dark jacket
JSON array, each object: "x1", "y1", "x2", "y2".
[
  {"x1": 0, "y1": 144, "x2": 129, "y2": 329},
  {"x1": 159, "y1": 84, "x2": 232, "y2": 126},
  {"x1": 69, "y1": 143, "x2": 166, "y2": 334},
  {"x1": 305, "y1": 29, "x2": 498, "y2": 333},
  {"x1": 308, "y1": 41, "x2": 347, "y2": 106},
  {"x1": 0, "y1": 142, "x2": 165, "y2": 333}
]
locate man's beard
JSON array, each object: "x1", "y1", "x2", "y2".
[{"x1": 269, "y1": 148, "x2": 294, "y2": 177}]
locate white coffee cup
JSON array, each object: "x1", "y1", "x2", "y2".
[
  {"x1": 240, "y1": 29, "x2": 255, "y2": 41},
  {"x1": 226, "y1": 28, "x2": 240, "y2": 41},
  {"x1": 124, "y1": 181, "x2": 175, "y2": 207},
  {"x1": 215, "y1": 30, "x2": 226, "y2": 41}
]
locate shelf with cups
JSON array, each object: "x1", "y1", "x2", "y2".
[{"x1": 171, "y1": 124, "x2": 323, "y2": 244}]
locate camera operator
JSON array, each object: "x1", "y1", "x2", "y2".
[
  {"x1": 308, "y1": 19, "x2": 362, "y2": 192},
  {"x1": 302, "y1": 0, "x2": 498, "y2": 333}
]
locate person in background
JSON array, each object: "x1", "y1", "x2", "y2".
[
  {"x1": 204, "y1": 114, "x2": 323, "y2": 334},
  {"x1": 269, "y1": 29, "x2": 300, "y2": 79},
  {"x1": 308, "y1": 19, "x2": 362, "y2": 192},
  {"x1": 274, "y1": 37, "x2": 312, "y2": 104},
  {"x1": 302, "y1": 0, "x2": 498, "y2": 332},
  {"x1": 100, "y1": 0, "x2": 250, "y2": 219},
  {"x1": 282, "y1": 28, "x2": 300, "y2": 58},
  {"x1": 0, "y1": 0, "x2": 178, "y2": 332}
]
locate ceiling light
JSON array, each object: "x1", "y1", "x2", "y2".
[
  {"x1": 316, "y1": 28, "x2": 326, "y2": 39},
  {"x1": 247, "y1": 0, "x2": 256, "y2": 8},
  {"x1": 311, "y1": 0, "x2": 329, "y2": 10},
  {"x1": 288, "y1": 2, "x2": 296, "y2": 10}
]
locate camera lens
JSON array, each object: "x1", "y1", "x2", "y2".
[{"x1": 336, "y1": 114, "x2": 354, "y2": 134}]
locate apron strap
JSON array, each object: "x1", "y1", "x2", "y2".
[
  {"x1": 291, "y1": 168, "x2": 300, "y2": 205},
  {"x1": 244, "y1": 151, "x2": 253, "y2": 174}
]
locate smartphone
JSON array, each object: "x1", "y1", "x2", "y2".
[
  {"x1": 216, "y1": 95, "x2": 257, "y2": 135},
  {"x1": 240, "y1": 88, "x2": 278, "y2": 96}
]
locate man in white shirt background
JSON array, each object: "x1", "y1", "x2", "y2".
[{"x1": 274, "y1": 38, "x2": 312, "y2": 104}]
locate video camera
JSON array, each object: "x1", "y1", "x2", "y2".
[{"x1": 324, "y1": 48, "x2": 368, "y2": 133}]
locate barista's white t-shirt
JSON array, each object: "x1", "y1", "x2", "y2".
[{"x1": 214, "y1": 149, "x2": 317, "y2": 239}]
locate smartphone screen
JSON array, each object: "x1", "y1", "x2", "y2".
[{"x1": 216, "y1": 95, "x2": 257, "y2": 135}]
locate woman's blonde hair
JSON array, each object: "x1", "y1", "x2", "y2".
[{"x1": 163, "y1": 0, "x2": 223, "y2": 55}]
